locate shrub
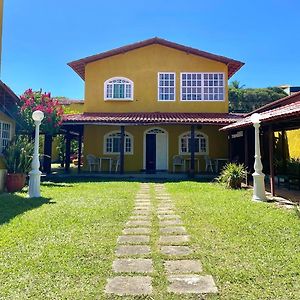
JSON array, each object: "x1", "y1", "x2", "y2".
[
  {"x1": 217, "y1": 163, "x2": 247, "y2": 189},
  {"x1": 3, "y1": 136, "x2": 34, "y2": 174}
]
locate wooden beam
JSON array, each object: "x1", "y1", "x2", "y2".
[
  {"x1": 190, "y1": 125, "x2": 195, "y2": 178},
  {"x1": 120, "y1": 126, "x2": 125, "y2": 174},
  {"x1": 77, "y1": 130, "x2": 82, "y2": 173},
  {"x1": 244, "y1": 129, "x2": 249, "y2": 185},
  {"x1": 65, "y1": 130, "x2": 71, "y2": 173},
  {"x1": 268, "y1": 126, "x2": 275, "y2": 196},
  {"x1": 43, "y1": 134, "x2": 53, "y2": 174}
]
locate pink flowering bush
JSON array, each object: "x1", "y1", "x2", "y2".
[{"x1": 19, "y1": 89, "x2": 64, "y2": 134}]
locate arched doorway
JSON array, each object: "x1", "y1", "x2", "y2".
[{"x1": 143, "y1": 127, "x2": 168, "y2": 172}]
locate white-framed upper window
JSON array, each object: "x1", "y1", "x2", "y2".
[
  {"x1": 104, "y1": 77, "x2": 134, "y2": 100},
  {"x1": 179, "y1": 131, "x2": 208, "y2": 155},
  {"x1": 0, "y1": 122, "x2": 11, "y2": 154},
  {"x1": 104, "y1": 131, "x2": 133, "y2": 154},
  {"x1": 181, "y1": 72, "x2": 224, "y2": 101},
  {"x1": 158, "y1": 72, "x2": 176, "y2": 101}
]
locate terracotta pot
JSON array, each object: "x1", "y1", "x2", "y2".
[{"x1": 5, "y1": 173, "x2": 27, "y2": 193}]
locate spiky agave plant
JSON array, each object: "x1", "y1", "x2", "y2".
[{"x1": 217, "y1": 163, "x2": 247, "y2": 189}]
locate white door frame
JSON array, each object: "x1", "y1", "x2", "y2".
[{"x1": 143, "y1": 127, "x2": 169, "y2": 171}]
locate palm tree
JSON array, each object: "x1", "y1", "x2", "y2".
[{"x1": 229, "y1": 80, "x2": 245, "y2": 89}]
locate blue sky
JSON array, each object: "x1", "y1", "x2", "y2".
[{"x1": 2, "y1": 0, "x2": 300, "y2": 99}]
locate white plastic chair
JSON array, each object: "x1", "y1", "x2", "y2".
[
  {"x1": 204, "y1": 155, "x2": 214, "y2": 173},
  {"x1": 173, "y1": 155, "x2": 184, "y2": 173},
  {"x1": 112, "y1": 156, "x2": 120, "y2": 173},
  {"x1": 86, "y1": 154, "x2": 99, "y2": 172}
]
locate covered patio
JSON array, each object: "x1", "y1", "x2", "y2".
[
  {"x1": 221, "y1": 91, "x2": 300, "y2": 200},
  {"x1": 60, "y1": 111, "x2": 243, "y2": 177}
]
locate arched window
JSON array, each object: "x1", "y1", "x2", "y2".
[
  {"x1": 179, "y1": 131, "x2": 208, "y2": 155},
  {"x1": 104, "y1": 131, "x2": 133, "y2": 154},
  {"x1": 104, "y1": 77, "x2": 134, "y2": 100}
]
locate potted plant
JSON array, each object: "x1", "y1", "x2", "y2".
[
  {"x1": 3, "y1": 136, "x2": 34, "y2": 192},
  {"x1": 217, "y1": 163, "x2": 247, "y2": 189}
]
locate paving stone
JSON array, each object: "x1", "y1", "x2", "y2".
[
  {"x1": 159, "y1": 219, "x2": 183, "y2": 226},
  {"x1": 158, "y1": 215, "x2": 181, "y2": 220},
  {"x1": 126, "y1": 220, "x2": 151, "y2": 227},
  {"x1": 118, "y1": 235, "x2": 150, "y2": 244},
  {"x1": 159, "y1": 235, "x2": 190, "y2": 245},
  {"x1": 116, "y1": 245, "x2": 151, "y2": 256},
  {"x1": 164, "y1": 260, "x2": 202, "y2": 274},
  {"x1": 132, "y1": 210, "x2": 150, "y2": 215},
  {"x1": 160, "y1": 227, "x2": 187, "y2": 235},
  {"x1": 129, "y1": 215, "x2": 151, "y2": 221},
  {"x1": 160, "y1": 246, "x2": 191, "y2": 256},
  {"x1": 105, "y1": 276, "x2": 152, "y2": 295},
  {"x1": 123, "y1": 227, "x2": 151, "y2": 235},
  {"x1": 167, "y1": 275, "x2": 218, "y2": 294},
  {"x1": 113, "y1": 259, "x2": 153, "y2": 273},
  {"x1": 134, "y1": 206, "x2": 151, "y2": 210},
  {"x1": 158, "y1": 205, "x2": 174, "y2": 209},
  {"x1": 157, "y1": 210, "x2": 175, "y2": 215}
]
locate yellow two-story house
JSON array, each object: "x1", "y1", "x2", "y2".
[{"x1": 64, "y1": 37, "x2": 244, "y2": 173}]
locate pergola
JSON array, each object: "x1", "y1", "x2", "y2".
[{"x1": 221, "y1": 92, "x2": 300, "y2": 196}]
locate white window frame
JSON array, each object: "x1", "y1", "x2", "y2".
[
  {"x1": 104, "y1": 77, "x2": 134, "y2": 101},
  {"x1": 178, "y1": 131, "x2": 209, "y2": 155},
  {"x1": 180, "y1": 72, "x2": 225, "y2": 102},
  {"x1": 0, "y1": 121, "x2": 12, "y2": 154},
  {"x1": 103, "y1": 130, "x2": 134, "y2": 155},
  {"x1": 157, "y1": 72, "x2": 176, "y2": 101}
]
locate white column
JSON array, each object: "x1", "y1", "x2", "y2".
[
  {"x1": 251, "y1": 113, "x2": 267, "y2": 201},
  {"x1": 28, "y1": 110, "x2": 44, "y2": 198}
]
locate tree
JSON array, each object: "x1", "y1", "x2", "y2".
[
  {"x1": 229, "y1": 80, "x2": 245, "y2": 89},
  {"x1": 18, "y1": 89, "x2": 64, "y2": 173},
  {"x1": 229, "y1": 85, "x2": 288, "y2": 113}
]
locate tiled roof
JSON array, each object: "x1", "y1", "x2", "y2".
[
  {"x1": 63, "y1": 112, "x2": 243, "y2": 126},
  {"x1": 246, "y1": 91, "x2": 300, "y2": 116},
  {"x1": 57, "y1": 98, "x2": 84, "y2": 105},
  {"x1": 67, "y1": 37, "x2": 244, "y2": 80},
  {"x1": 0, "y1": 80, "x2": 20, "y2": 104},
  {"x1": 221, "y1": 101, "x2": 300, "y2": 131}
]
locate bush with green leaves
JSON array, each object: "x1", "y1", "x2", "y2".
[
  {"x1": 217, "y1": 163, "x2": 247, "y2": 189},
  {"x1": 3, "y1": 136, "x2": 34, "y2": 174}
]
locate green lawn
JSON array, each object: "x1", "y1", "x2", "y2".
[{"x1": 0, "y1": 181, "x2": 299, "y2": 299}]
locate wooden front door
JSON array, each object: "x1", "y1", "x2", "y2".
[{"x1": 146, "y1": 134, "x2": 156, "y2": 173}]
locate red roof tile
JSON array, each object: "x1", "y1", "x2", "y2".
[
  {"x1": 63, "y1": 112, "x2": 243, "y2": 126},
  {"x1": 221, "y1": 101, "x2": 300, "y2": 131},
  {"x1": 68, "y1": 37, "x2": 244, "y2": 80}
]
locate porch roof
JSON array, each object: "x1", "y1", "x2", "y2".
[
  {"x1": 221, "y1": 100, "x2": 300, "y2": 131},
  {"x1": 63, "y1": 112, "x2": 243, "y2": 126}
]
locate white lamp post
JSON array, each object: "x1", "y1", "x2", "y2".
[
  {"x1": 28, "y1": 110, "x2": 44, "y2": 198},
  {"x1": 250, "y1": 113, "x2": 267, "y2": 201}
]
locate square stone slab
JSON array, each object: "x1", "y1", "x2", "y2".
[
  {"x1": 159, "y1": 235, "x2": 190, "y2": 245},
  {"x1": 135, "y1": 206, "x2": 151, "y2": 210},
  {"x1": 160, "y1": 246, "x2": 191, "y2": 256},
  {"x1": 164, "y1": 260, "x2": 202, "y2": 274},
  {"x1": 167, "y1": 275, "x2": 218, "y2": 294},
  {"x1": 123, "y1": 227, "x2": 151, "y2": 235},
  {"x1": 160, "y1": 227, "x2": 187, "y2": 235},
  {"x1": 129, "y1": 215, "x2": 151, "y2": 221},
  {"x1": 118, "y1": 235, "x2": 150, "y2": 244},
  {"x1": 158, "y1": 215, "x2": 180, "y2": 220},
  {"x1": 105, "y1": 276, "x2": 152, "y2": 295},
  {"x1": 126, "y1": 220, "x2": 151, "y2": 227},
  {"x1": 113, "y1": 259, "x2": 153, "y2": 273},
  {"x1": 116, "y1": 245, "x2": 151, "y2": 256},
  {"x1": 160, "y1": 219, "x2": 183, "y2": 226},
  {"x1": 132, "y1": 210, "x2": 150, "y2": 215}
]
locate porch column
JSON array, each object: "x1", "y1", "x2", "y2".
[
  {"x1": 268, "y1": 126, "x2": 275, "y2": 196},
  {"x1": 43, "y1": 134, "x2": 53, "y2": 174},
  {"x1": 120, "y1": 125, "x2": 125, "y2": 174},
  {"x1": 65, "y1": 130, "x2": 71, "y2": 173},
  {"x1": 244, "y1": 129, "x2": 249, "y2": 185},
  {"x1": 228, "y1": 133, "x2": 233, "y2": 162},
  {"x1": 190, "y1": 124, "x2": 195, "y2": 177},
  {"x1": 77, "y1": 130, "x2": 83, "y2": 173}
]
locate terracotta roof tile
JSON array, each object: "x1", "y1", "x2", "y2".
[
  {"x1": 63, "y1": 112, "x2": 243, "y2": 126},
  {"x1": 221, "y1": 101, "x2": 300, "y2": 131},
  {"x1": 68, "y1": 37, "x2": 244, "y2": 80}
]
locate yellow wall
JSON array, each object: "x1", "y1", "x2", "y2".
[
  {"x1": 287, "y1": 129, "x2": 300, "y2": 159},
  {"x1": 84, "y1": 44, "x2": 228, "y2": 113},
  {"x1": 83, "y1": 124, "x2": 228, "y2": 172},
  {"x1": 0, "y1": 112, "x2": 16, "y2": 169}
]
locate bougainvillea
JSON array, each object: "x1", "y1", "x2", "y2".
[{"x1": 19, "y1": 89, "x2": 64, "y2": 135}]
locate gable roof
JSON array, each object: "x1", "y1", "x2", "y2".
[
  {"x1": 68, "y1": 37, "x2": 244, "y2": 80},
  {"x1": 245, "y1": 91, "x2": 300, "y2": 116},
  {"x1": 0, "y1": 80, "x2": 20, "y2": 105}
]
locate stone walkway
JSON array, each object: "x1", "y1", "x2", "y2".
[{"x1": 105, "y1": 183, "x2": 218, "y2": 297}]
